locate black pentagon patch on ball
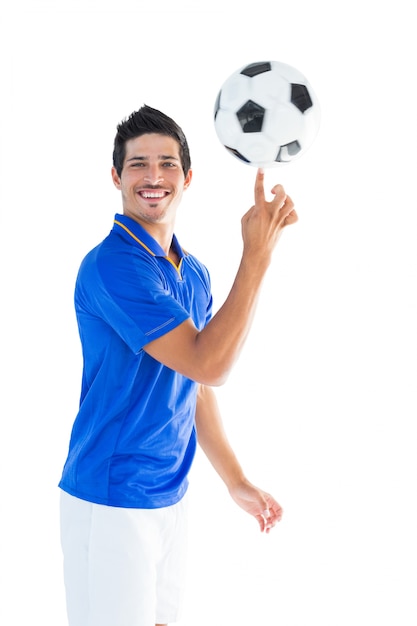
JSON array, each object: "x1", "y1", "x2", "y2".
[
  {"x1": 240, "y1": 62, "x2": 272, "y2": 78},
  {"x1": 291, "y1": 84, "x2": 313, "y2": 113},
  {"x1": 225, "y1": 146, "x2": 251, "y2": 163},
  {"x1": 276, "y1": 141, "x2": 301, "y2": 162},
  {"x1": 237, "y1": 100, "x2": 265, "y2": 132}
]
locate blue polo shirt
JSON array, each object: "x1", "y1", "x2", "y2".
[{"x1": 59, "y1": 214, "x2": 212, "y2": 508}]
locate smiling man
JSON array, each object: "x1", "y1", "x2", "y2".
[
  {"x1": 112, "y1": 133, "x2": 192, "y2": 235},
  {"x1": 59, "y1": 104, "x2": 297, "y2": 626}
]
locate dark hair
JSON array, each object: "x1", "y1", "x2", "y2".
[{"x1": 112, "y1": 104, "x2": 191, "y2": 177}]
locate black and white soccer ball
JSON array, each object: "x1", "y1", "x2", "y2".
[{"x1": 214, "y1": 60, "x2": 320, "y2": 168}]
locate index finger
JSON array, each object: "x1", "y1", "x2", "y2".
[{"x1": 254, "y1": 167, "x2": 266, "y2": 205}]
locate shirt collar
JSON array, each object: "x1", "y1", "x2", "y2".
[{"x1": 112, "y1": 213, "x2": 185, "y2": 260}]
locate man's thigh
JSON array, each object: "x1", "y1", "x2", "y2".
[{"x1": 60, "y1": 491, "x2": 188, "y2": 626}]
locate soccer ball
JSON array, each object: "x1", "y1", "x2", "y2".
[{"x1": 213, "y1": 60, "x2": 320, "y2": 168}]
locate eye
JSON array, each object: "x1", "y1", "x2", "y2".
[{"x1": 162, "y1": 161, "x2": 177, "y2": 167}]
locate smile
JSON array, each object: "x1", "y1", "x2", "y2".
[{"x1": 139, "y1": 190, "x2": 168, "y2": 199}]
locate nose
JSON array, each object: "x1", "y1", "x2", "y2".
[{"x1": 144, "y1": 164, "x2": 163, "y2": 185}]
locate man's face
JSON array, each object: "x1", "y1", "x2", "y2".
[{"x1": 111, "y1": 133, "x2": 192, "y2": 227}]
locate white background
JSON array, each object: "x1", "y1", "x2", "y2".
[{"x1": 1, "y1": 1, "x2": 416, "y2": 624}]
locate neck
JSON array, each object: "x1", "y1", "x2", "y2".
[
  {"x1": 146, "y1": 223, "x2": 174, "y2": 256},
  {"x1": 123, "y1": 213, "x2": 175, "y2": 257}
]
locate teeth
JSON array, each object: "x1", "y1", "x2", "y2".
[{"x1": 141, "y1": 191, "x2": 165, "y2": 198}]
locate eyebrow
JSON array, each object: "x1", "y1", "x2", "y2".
[{"x1": 126, "y1": 155, "x2": 180, "y2": 163}]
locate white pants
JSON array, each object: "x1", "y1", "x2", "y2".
[{"x1": 60, "y1": 491, "x2": 188, "y2": 626}]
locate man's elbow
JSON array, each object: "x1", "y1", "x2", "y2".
[{"x1": 194, "y1": 362, "x2": 231, "y2": 387}]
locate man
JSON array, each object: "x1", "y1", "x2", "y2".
[{"x1": 59, "y1": 104, "x2": 297, "y2": 626}]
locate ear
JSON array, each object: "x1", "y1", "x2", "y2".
[
  {"x1": 183, "y1": 168, "x2": 193, "y2": 190},
  {"x1": 111, "y1": 166, "x2": 122, "y2": 190}
]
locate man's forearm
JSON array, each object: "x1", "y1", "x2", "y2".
[{"x1": 195, "y1": 384, "x2": 246, "y2": 491}]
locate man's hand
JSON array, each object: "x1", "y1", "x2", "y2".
[
  {"x1": 241, "y1": 168, "x2": 297, "y2": 269},
  {"x1": 228, "y1": 478, "x2": 283, "y2": 533}
]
